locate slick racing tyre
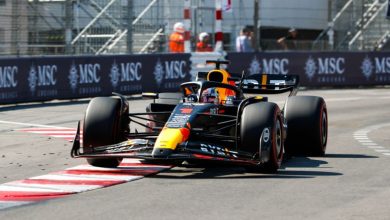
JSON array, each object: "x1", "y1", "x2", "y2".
[
  {"x1": 83, "y1": 97, "x2": 127, "y2": 168},
  {"x1": 240, "y1": 102, "x2": 284, "y2": 173},
  {"x1": 284, "y1": 96, "x2": 328, "y2": 156}
]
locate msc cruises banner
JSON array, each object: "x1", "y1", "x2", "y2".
[
  {"x1": 0, "y1": 54, "x2": 191, "y2": 104},
  {"x1": 0, "y1": 52, "x2": 389, "y2": 104},
  {"x1": 227, "y1": 52, "x2": 390, "y2": 87}
]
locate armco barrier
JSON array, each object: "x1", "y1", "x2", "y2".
[{"x1": 0, "y1": 51, "x2": 389, "y2": 104}]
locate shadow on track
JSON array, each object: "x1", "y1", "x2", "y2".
[
  {"x1": 151, "y1": 153, "x2": 376, "y2": 179},
  {"x1": 324, "y1": 153, "x2": 378, "y2": 159}
]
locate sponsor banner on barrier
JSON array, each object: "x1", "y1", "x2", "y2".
[
  {"x1": 0, "y1": 54, "x2": 191, "y2": 104},
  {"x1": 142, "y1": 53, "x2": 191, "y2": 93},
  {"x1": 0, "y1": 52, "x2": 389, "y2": 104},
  {"x1": 226, "y1": 52, "x2": 390, "y2": 86},
  {"x1": 0, "y1": 58, "x2": 25, "y2": 103}
]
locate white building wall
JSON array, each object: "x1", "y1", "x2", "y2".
[
  {"x1": 259, "y1": 0, "x2": 329, "y2": 30},
  {"x1": 163, "y1": 0, "x2": 329, "y2": 36}
]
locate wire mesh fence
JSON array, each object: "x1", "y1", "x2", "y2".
[{"x1": 0, "y1": 0, "x2": 389, "y2": 57}]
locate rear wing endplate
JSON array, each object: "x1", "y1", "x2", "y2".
[{"x1": 239, "y1": 74, "x2": 300, "y2": 95}]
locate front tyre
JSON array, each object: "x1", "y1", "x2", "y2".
[
  {"x1": 240, "y1": 102, "x2": 284, "y2": 173},
  {"x1": 83, "y1": 97, "x2": 127, "y2": 167}
]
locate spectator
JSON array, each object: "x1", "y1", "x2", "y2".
[
  {"x1": 196, "y1": 32, "x2": 213, "y2": 52},
  {"x1": 169, "y1": 22, "x2": 185, "y2": 53},
  {"x1": 236, "y1": 27, "x2": 254, "y2": 52},
  {"x1": 277, "y1": 28, "x2": 298, "y2": 50}
]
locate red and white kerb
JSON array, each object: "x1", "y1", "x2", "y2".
[
  {"x1": 184, "y1": 0, "x2": 191, "y2": 53},
  {"x1": 214, "y1": 0, "x2": 223, "y2": 52}
]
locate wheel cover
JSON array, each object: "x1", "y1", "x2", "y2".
[
  {"x1": 275, "y1": 118, "x2": 282, "y2": 157},
  {"x1": 321, "y1": 110, "x2": 328, "y2": 147}
]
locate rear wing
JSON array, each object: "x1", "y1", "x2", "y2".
[
  {"x1": 195, "y1": 70, "x2": 299, "y2": 95},
  {"x1": 239, "y1": 74, "x2": 299, "y2": 95}
]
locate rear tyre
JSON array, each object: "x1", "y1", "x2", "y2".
[
  {"x1": 83, "y1": 97, "x2": 127, "y2": 167},
  {"x1": 284, "y1": 96, "x2": 328, "y2": 156},
  {"x1": 240, "y1": 102, "x2": 284, "y2": 173}
]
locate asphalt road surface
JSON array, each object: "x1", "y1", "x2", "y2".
[{"x1": 1, "y1": 88, "x2": 390, "y2": 220}]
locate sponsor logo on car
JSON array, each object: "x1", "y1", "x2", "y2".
[
  {"x1": 180, "y1": 108, "x2": 193, "y2": 114},
  {"x1": 262, "y1": 128, "x2": 270, "y2": 143},
  {"x1": 200, "y1": 143, "x2": 236, "y2": 157}
]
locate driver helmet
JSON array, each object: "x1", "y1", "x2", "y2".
[{"x1": 201, "y1": 88, "x2": 218, "y2": 103}]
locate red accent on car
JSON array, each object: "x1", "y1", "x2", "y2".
[{"x1": 180, "y1": 108, "x2": 193, "y2": 114}]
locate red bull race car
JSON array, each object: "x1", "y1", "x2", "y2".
[{"x1": 71, "y1": 60, "x2": 328, "y2": 173}]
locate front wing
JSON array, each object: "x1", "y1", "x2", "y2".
[{"x1": 71, "y1": 123, "x2": 259, "y2": 166}]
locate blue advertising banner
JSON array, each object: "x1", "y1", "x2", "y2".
[
  {"x1": 0, "y1": 54, "x2": 191, "y2": 104},
  {"x1": 1, "y1": 52, "x2": 389, "y2": 104},
  {"x1": 226, "y1": 52, "x2": 390, "y2": 87}
]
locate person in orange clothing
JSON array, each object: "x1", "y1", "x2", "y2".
[
  {"x1": 169, "y1": 22, "x2": 185, "y2": 53},
  {"x1": 196, "y1": 32, "x2": 213, "y2": 52}
]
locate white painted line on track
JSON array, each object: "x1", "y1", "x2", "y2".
[
  {"x1": 354, "y1": 122, "x2": 390, "y2": 157},
  {"x1": 325, "y1": 97, "x2": 362, "y2": 102},
  {"x1": 358, "y1": 140, "x2": 373, "y2": 143},
  {"x1": 0, "y1": 120, "x2": 69, "y2": 129},
  {"x1": 368, "y1": 146, "x2": 384, "y2": 149},
  {"x1": 374, "y1": 149, "x2": 390, "y2": 153},
  {"x1": 361, "y1": 143, "x2": 378, "y2": 146},
  {"x1": 325, "y1": 96, "x2": 390, "y2": 102}
]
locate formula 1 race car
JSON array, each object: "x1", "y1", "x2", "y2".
[{"x1": 71, "y1": 60, "x2": 328, "y2": 173}]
